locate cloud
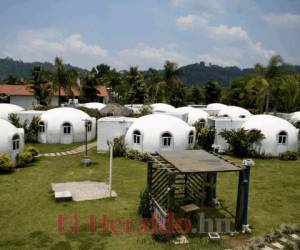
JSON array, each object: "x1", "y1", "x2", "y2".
[
  {"x1": 263, "y1": 13, "x2": 300, "y2": 29},
  {"x1": 3, "y1": 29, "x2": 108, "y2": 69},
  {"x1": 176, "y1": 14, "x2": 208, "y2": 29},
  {"x1": 176, "y1": 14, "x2": 275, "y2": 67},
  {"x1": 118, "y1": 43, "x2": 191, "y2": 69}
]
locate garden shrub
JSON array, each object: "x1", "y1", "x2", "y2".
[
  {"x1": 278, "y1": 151, "x2": 298, "y2": 161},
  {"x1": 9, "y1": 114, "x2": 41, "y2": 143},
  {"x1": 126, "y1": 149, "x2": 149, "y2": 162},
  {"x1": 194, "y1": 125, "x2": 216, "y2": 151},
  {"x1": 17, "y1": 151, "x2": 34, "y2": 167},
  {"x1": 111, "y1": 136, "x2": 126, "y2": 157},
  {"x1": 138, "y1": 188, "x2": 151, "y2": 218},
  {"x1": 25, "y1": 146, "x2": 40, "y2": 157},
  {"x1": 219, "y1": 128, "x2": 265, "y2": 157},
  {"x1": 0, "y1": 154, "x2": 13, "y2": 171}
]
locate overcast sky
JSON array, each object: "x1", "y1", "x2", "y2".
[{"x1": 0, "y1": 0, "x2": 299, "y2": 70}]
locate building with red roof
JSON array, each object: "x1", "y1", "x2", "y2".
[{"x1": 0, "y1": 84, "x2": 108, "y2": 109}]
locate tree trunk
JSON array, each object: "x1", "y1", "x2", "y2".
[
  {"x1": 265, "y1": 91, "x2": 270, "y2": 114},
  {"x1": 58, "y1": 84, "x2": 61, "y2": 106}
]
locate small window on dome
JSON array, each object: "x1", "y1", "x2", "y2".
[
  {"x1": 188, "y1": 131, "x2": 194, "y2": 145},
  {"x1": 12, "y1": 134, "x2": 20, "y2": 150},
  {"x1": 161, "y1": 132, "x2": 172, "y2": 147},
  {"x1": 278, "y1": 131, "x2": 287, "y2": 144},
  {"x1": 63, "y1": 122, "x2": 72, "y2": 134},
  {"x1": 133, "y1": 130, "x2": 141, "y2": 144},
  {"x1": 87, "y1": 121, "x2": 92, "y2": 132},
  {"x1": 199, "y1": 119, "x2": 205, "y2": 128},
  {"x1": 39, "y1": 121, "x2": 45, "y2": 133},
  {"x1": 239, "y1": 115, "x2": 246, "y2": 118}
]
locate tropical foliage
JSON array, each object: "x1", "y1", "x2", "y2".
[{"x1": 219, "y1": 128, "x2": 265, "y2": 157}]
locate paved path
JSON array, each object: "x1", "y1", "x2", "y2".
[{"x1": 38, "y1": 142, "x2": 97, "y2": 157}]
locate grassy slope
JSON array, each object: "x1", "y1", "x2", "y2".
[{"x1": 0, "y1": 149, "x2": 299, "y2": 250}]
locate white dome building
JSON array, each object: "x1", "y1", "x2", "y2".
[
  {"x1": 242, "y1": 115, "x2": 299, "y2": 156},
  {"x1": 176, "y1": 107, "x2": 208, "y2": 126},
  {"x1": 79, "y1": 102, "x2": 106, "y2": 111},
  {"x1": 125, "y1": 114, "x2": 196, "y2": 153},
  {"x1": 206, "y1": 103, "x2": 227, "y2": 110},
  {"x1": 38, "y1": 108, "x2": 96, "y2": 144},
  {"x1": 150, "y1": 103, "x2": 175, "y2": 113},
  {"x1": 218, "y1": 106, "x2": 252, "y2": 119},
  {"x1": 290, "y1": 112, "x2": 300, "y2": 128},
  {"x1": 0, "y1": 119, "x2": 24, "y2": 165},
  {"x1": 0, "y1": 103, "x2": 24, "y2": 120}
]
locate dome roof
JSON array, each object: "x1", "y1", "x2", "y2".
[
  {"x1": 176, "y1": 107, "x2": 208, "y2": 125},
  {"x1": 0, "y1": 103, "x2": 24, "y2": 120},
  {"x1": 242, "y1": 115, "x2": 297, "y2": 136},
  {"x1": 218, "y1": 106, "x2": 251, "y2": 119},
  {"x1": 80, "y1": 102, "x2": 106, "y2": 111},
  {"x1": 41, "y1": 107, "x2": 91, "y2": 122},
  {"x1": 150, "y1": 103, "x2": 175, "y2": 112},
  {"x1": 0, "y1": 118, "x2": 21, "y2": 135},
  {"x1": 0, "y1": 118, "x2": 24, "y2": 155},
  {"x1": 290, "y1": 111, "x2": 300, "y2": 122},
  {"x1": 125, "y1": 114, "x2": 194, "y2": 152},
  {"x1": 206, "y1": 103, "x2": 227, "y2": 110}
]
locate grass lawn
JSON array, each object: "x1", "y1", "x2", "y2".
[
  {"x1": 0, "y1": 148, "x2": 299, "y2": 250},
  {"x1": 25, "y1": 142, "x2": 87, "y2": 154}
]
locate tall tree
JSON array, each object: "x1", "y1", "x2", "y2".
[
  {"x1": 125, "y1": 66, "x2": 148, "y2": 104},
  {"x1": 248, "y1": 55, "x2": 294, "y2": 114},
  {"x1": 52, "y1": 57, "x2": 77, "y2": 105},
  {"x1": 191, "y1": 85, "x2": 204, "y2": 104},
  {"x1": 204, "y1": 80, "x2": 221, "y2": 104},
  {"x1": 163, "y1": 61, "x2": 185, "y2": 106},
  {"x1": 29, "y1": 66, "x2": 52, "y2": 106},
  {"x1": 145, "y1": 68, "x2": 165, "y2": 103},
  {"x1": 80, "y1": 71, "x2": 98, "y2": 103}
]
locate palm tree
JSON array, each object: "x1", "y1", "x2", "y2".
[
  {"x1": 247, "y1": 55, "x2": 294, "y2": 114},
  {"x1": 52, "y1": 57, "x2": 78, "y2": 106}
]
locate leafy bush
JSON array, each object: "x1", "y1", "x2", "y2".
[
  {"x1": 194, "y1": 125, "x2": 216, "y2": 151},
  {"x1": 126, "y1": 149, "x2": 149, "y2": 162},
  {"x1": 278, "y1": 151, "x2": 298, "y2": 161},
  {"x1": 219, "y1": 128, "x2": 265, "y2": 157},
  {"x1": 0, "y1": 154, "x2": 13, "y2": 172},
  {"x1": 138, "y1": 188, "x2": 151, "y2": 218},
  {"x1": 16, "y1": 151, "x2": 34, "y2": 167},
  {"x1": 9, "y1": 114, "x2": 41, "y2": 143},
  {"x1": 111, "y1": 136, "x2": 126, "y2": 157},
  {"x1": 25, "y1": 146, "x2": 40, "y2": 157}
]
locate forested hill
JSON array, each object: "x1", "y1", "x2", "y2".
[
  {"x1": 179, "y1": 62, "x2": 300, "y2": 86},
  {"x1": 0, "y1": 57, "x2": 88, "y2": 80},
  {"x1": 1, "y1": 57, "x2": 300, "y2": 86}
]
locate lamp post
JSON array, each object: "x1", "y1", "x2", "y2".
[
  {"x1": 81, "y1": 119, "x2": 92, "y2": 166},
  {"x1": 108, "y1": 141, "x2": 113, "y2": 197}
]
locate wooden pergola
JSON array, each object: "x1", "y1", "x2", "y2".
[{"x1": 147, "y1": 150, "x2": 251, "y2": 231}]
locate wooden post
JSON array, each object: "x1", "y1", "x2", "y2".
[
  {"x1": 147, "y1": 161, "x2": 153, "y2": 194},
  {"x1": 235, "y1": 170, "x2": 245, "y2": 230},
  {"x1": 167, "y1": 172, "x2": 176, "y2": 211}
]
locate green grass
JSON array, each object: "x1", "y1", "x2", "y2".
[
  {"x1": 0, "y1": 150, "x2": 299, "y2": 250},
  {"x1": 25, "y1": 142, "x2": 86, "y2": 154}
]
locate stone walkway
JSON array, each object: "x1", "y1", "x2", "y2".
[{"x1": 38, "y1": 142, "x2": 97, "y2": 157}]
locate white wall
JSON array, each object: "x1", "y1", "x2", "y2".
[
  {"x1": 97, "y1": 117, "x2": 137, "y2": 151},
  {"x1": 208, "y1": 117, "x2": 245, "y2": 152},
  {"x1": 10, "y1": 96, "x2": 37, "y2": 109}
]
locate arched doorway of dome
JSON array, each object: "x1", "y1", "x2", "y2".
[{"x1": 60, "y1": 122, "x2": 73, "y2": 144}]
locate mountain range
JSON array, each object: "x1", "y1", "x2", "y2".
[{"x1": 1, "y1": 57, "x2": 299, "y2": 86}]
